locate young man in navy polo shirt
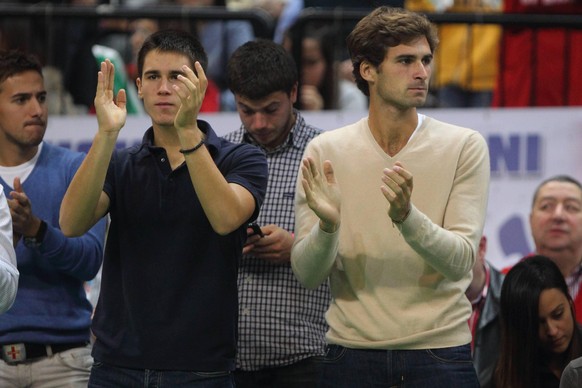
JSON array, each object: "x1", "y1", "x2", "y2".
[{"x1": 59, "y1": 30, "x2": 268, "y2": 387}]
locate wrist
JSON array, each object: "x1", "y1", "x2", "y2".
[
  {"x1": 23, "y1": 220, "x2": 47, "y2": 249},
  {"x1": 23, "y1": 218, "x2": 42, "y2": 238},
  {"x1": 319, "y1": 220, "x2": 339, "y2": 234},
  {"x1": 391, "y1": 206, "x2": 411, "y2": 225}
]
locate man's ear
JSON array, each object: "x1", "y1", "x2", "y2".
[
  {"x1": 136, "y1": 78, "x2": 143, "y2": 99},
  {"x1": 290, "y1": 83, "x2": 298, "y2": 104},
  {"x1": 359, "y1": 61, "x2": 375, "y2": 83}
]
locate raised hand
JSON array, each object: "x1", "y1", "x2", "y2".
[
  {"x1": 94, "y1": 59, "x2": 127, "y2": 134},
  {"x1": 301, "y1": 157, "x2": 341, "y2": 233},
  {"x1": 381, "y1": 161, "x2": 413, "y2": 223},
  {"x1": 173, "y1": 62, "x2": 208, "y2": 132}
]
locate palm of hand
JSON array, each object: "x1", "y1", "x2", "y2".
[
  {"x1": 95, "y1": 92, "x2": 126, "y2": 133},
  {"x1": 303, "y1": 160, "x2": 341, "y2": 226}
]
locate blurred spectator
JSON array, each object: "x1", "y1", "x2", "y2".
[
  {"x1": 228, "y1": 0, "x2": 304, "y2": 44},
  {"x1": 406, "y1": 0, "x2": 502, "y2": 108},
  {"x1": 561, "y1": 356, "x2": 582, "y2": 388},
  {"x1": 42, "y1": 66, "x2": 88, "y2": 115},
  {"x1": 284, "y1": 24, "x2": 368, "y2": 111},
  {"x1": 173, "y1": 0, "x2": 255, "y2": 110},
  {"x1": 467, "y1": 236, "x2": 503, "y2": 388},
  {"x1": 502, "y1": 175, "x2": 582, "y2": 323}
]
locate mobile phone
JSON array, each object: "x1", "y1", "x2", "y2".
[{"x1": 247, "y1": 222, "x2": 264, "y2": 238}]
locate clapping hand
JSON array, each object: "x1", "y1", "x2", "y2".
[
  {"x1": 381, "y1": 161, "x2": 413, "y2": 223},
  {"x1": 301, "y1": 157, "x2": 341, "y2": 233},
  {"x1": 94, "y1": 59, "x2": 127, "y2": 134}
]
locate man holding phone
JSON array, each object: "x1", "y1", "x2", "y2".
[{"x1": 223, "y1": 39, "x2": 330, "y2": 388}]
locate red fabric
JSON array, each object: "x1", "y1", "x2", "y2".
[
  {"x1": 576, "y1": 292, "x2": 582, "y2": 324},
  {"x1": 200, "y1": 79, "x2": 220, "y2": 113},
  {"x1": 493, "y1": 0, "x2": 582, "y2": 107}
]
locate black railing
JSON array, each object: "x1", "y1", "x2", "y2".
[{"x1": 0, "y1": 3, "x2": 274, "y2": 36}]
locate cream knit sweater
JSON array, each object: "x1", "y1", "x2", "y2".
[{"x1": 292, "y1": 116, "x2": 490, "y2": 349}]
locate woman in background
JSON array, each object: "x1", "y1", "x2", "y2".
[
  {"x1": 495, "y1": 255, "x2": 582, "y2": 388},
  {"x1": 284, "y1": 24, "x2": 368, "y2": 111}
]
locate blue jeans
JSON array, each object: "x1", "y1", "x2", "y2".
[
  {"x1": 320, "y1": 344, "x2": 478, "y2": 388},
  {"x1": 88, "y1": 360, "x2": 234, "y2": 388},
  {"x1": 234, "y1": 356, "x2": 323, "y2": 388}
]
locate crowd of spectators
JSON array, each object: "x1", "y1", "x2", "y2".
[
  {"x1": 1, "y1": 0, "x2": 580, "y2": 114},
  {"x1": 1, "y1": 3, "x2": 582, "y2": 387}
]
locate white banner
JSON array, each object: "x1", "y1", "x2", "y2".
[{"x1": 46, "y1": 108, "x2": 582, "y2": 270}]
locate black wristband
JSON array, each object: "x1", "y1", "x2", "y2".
[{"x1": 179, "y1": 139, "x2": 205, "y2": 155}]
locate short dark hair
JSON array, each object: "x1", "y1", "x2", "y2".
[
  {"x1": 137, "y1": 29, "x2": 208, "y2": 79},
  {"x1": 532, "y1": 175, "x2": 582, "y2": 208},
  {"x1": 346, "y1": 7, "x2": 438, "y2": 96},
  {"x1": 227, "y1": 39, "x2": 297, "y2": 100},
  {"x1": 0, "y1": 49, "x2": 43, "y2": 88}
]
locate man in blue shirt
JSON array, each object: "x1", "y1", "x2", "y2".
[
  {"x1": 60, "y1": 30, "x2": 268, "y2": 387},
  {"x1": 0, "y1": 50, "x2": 106, "y2": 387}
]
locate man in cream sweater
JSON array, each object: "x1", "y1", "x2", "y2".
[{"x1": 291, "y1": 7, "x2": 490, "y2": 387}]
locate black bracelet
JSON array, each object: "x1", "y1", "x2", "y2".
[{"x1": 179, "y1": 139, "x2": 205, "y2": 155}]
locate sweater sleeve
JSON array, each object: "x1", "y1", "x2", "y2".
[
  {"x1": 0, "y1": 191, "x2": 18, "y2": 314},
  {"x1": 26, "y1": 148, "x2": 107, "y2": 282},
  {"x1": 34, "y1": 217, "x2": 106, "y2": 281},
  {"x1": 291, "y1": 222, "x2": 339, "y2": 289},
  {"x1": 396, "y1": 131, "x2": 490, "y2": 281}
]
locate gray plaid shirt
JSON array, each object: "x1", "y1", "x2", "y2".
[{"x1": 223, "y1": 110, "x2": 331, "y2": 370}]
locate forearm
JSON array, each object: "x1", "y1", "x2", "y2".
[
  {"x1": 291, "y1": 215, "x2": 339, "y2": 289},
  {"x1": 60, "y1": 131, "x2": 117, "y2": 236},
  {"x1": 397, "y1": 205, "x2": 480, "y2": 281},
  {"x1": 180, "y1": 131, "x2": 255, "y2": 235}
]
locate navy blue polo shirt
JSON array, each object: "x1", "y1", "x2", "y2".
[{"x1": 92, "y1": 121, "x2": 268, "y2": 371}]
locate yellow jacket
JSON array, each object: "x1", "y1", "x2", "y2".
[{"x1": 406, "y1": 0, "x2": 502, "y2": 91}]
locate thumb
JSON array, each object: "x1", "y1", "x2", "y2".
[
  {"x1": 323, "y1": 160, "x2": 336, "y2": 184},
  {"x1": 13, "y1": 177, "x2": 22, "y2": 193},
  {"x1": 116, "y1": 89, "x2": 127, "y2": 111}
]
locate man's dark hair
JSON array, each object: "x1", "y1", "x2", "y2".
[
  {"x1": 227, "y1": 39, "x2": 298, "y2": 100},
  {"x1": 137, "y1": 29, "x2": 208, "y2": 78},
  {"x1": 0, "y1": 50, "x2": 43, "y2": 87}
]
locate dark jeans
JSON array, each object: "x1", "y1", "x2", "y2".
[
  {"x1": 88, "y1": 360, "x2": 235, "y2": 388},
  {"x1": 234, "y1": 356, "x2": 322, "y2": 388},
  {"x1": 320, "y1": 344, "x2": 479, "y2": 388}
]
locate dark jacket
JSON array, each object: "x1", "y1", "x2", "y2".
[{"x1": 473, "y1": 265, "x2": 504, "y2": 388}]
